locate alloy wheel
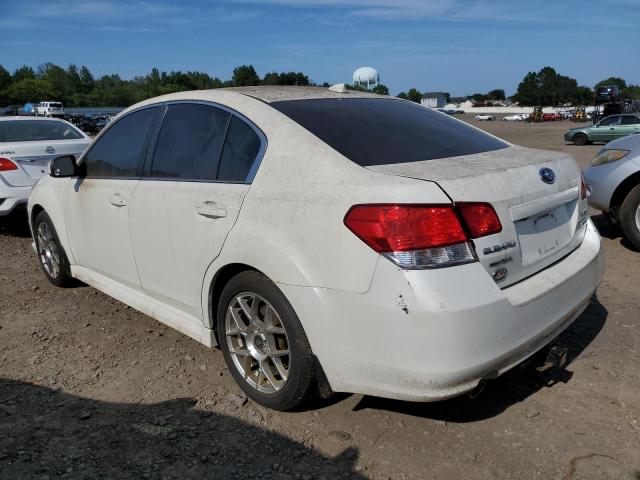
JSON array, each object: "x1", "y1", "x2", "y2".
[
  {"x1": 36, "y1": 222, "x2": 60, "y2": 279},
  {"x1": 225, "y1": 292, "x2": 291, "y2": 394}
]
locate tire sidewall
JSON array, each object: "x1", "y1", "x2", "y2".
[
  {"x1": 620, "y1": 184, "x2": 640, "y2": 250},
  {"x1": 216, "y1": 271, "x2": 314, "y2": 411},
  {"x1": 574, "y1": 134, "x2": 587, "y2": 146}
]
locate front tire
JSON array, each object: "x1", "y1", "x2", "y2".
[
  {"x1": 33, "y1": 211, "x2": 74, "y2": 287},
  {"x1": 619, "y1": 184, "x2": 640, "y2": 250},
  {"x1": 217, "y1": 271, "x2": 316, "y2": 411},
  {"x1": 574, "y1": 133, "x2": 588, "y2": 146}
]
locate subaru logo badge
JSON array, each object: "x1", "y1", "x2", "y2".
[{"x1": 539, "y1": 167, "x2": 556, "y2": 185}]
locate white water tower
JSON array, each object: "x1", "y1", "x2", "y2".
[{"x1": 353, "y1": 66, "x2": 380, "y2": 89}]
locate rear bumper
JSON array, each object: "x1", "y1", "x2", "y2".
[
  {"x1": 0, "y1": 181, "x2": 31, "y2": 216},
  {"x1": 279, "y1": 219, "x2": 603, "y2": 401}
]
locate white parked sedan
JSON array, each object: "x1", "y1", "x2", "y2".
[
  {"x1": 0, "y1": 117, "x2": 91, "y2": 215},
  {"x1": 28, "y1": 87, "x2": 603, "y2": 410},
  {"x1": 502, "y1": 114, "x2": 526, "y2": 121},
  {"x1": 475, "y1": 114, "x2": 495, "y2": 121}
]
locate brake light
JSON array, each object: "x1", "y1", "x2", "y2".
[
  {"x1": 457, "y1": 203, "x2": 502, "y2": 238},
  {"x1": 0, "y1": 158, "x2": 18, "y2": 171},
  {"x1": 580, "y1": 175, "x2": 588, "y2": 200}
]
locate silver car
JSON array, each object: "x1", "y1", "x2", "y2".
[{"x1": 583, "y1": 133, "x2": 640, "y2": 249}]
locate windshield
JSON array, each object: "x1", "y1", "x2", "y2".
[
  {"x1": 49, "y1": 103, "x2": 63, "y2": 108},
  {"x1": 271, "y1": 98, "x2": 508, "y2": 166},
  {"x1": 0, "y1": 120, "x2": 83, "y2": 142}
]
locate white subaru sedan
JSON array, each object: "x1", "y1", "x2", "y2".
[
  {"x1": 28, "y1": 87, "x2": 603, "y2": 410},
  {"x1": 0, "y1": 117, "x2": 91, "y2": 215}
]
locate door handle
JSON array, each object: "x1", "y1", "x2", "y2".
[
  {"x1": 195, "y1": 201, "x2": 227, "y2": 219},
  {"x1": 109, "y1": 193, "x2": 127, "y2": 207}
]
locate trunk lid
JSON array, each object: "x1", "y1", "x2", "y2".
[
  {"x1": 366, "y1": 146, "x2": 589, "y2": 287},
  {"x1": 1, "y1": 140, "x2": 89, "y2": 187}
]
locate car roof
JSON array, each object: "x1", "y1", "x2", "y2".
[
  {"x1": 0, "y1": 116, "x2": 68, "y2": 122},
  {"x1": 135, "y1": 86, "x2": 390, "y2": 106}
]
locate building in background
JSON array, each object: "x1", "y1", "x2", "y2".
[
  {"x1": 421, "y1": 92, "x2": 447, "y2": 108},
  {"x1": 353, "y1": 66, "x2": 380, "y2": 90}
]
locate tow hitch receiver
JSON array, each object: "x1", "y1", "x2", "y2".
[{"x1": 536, "y1": 345, "x2": 568, "y2": 373}]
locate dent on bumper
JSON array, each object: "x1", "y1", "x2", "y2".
[{"x1": 279, "y1": 220, "x2": 603, "y2": 402}]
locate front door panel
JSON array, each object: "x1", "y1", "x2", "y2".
[{"x1": 65, "y1": 178, "x2": 141, "y2": 288}]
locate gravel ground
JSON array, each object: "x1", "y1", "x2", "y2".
[{"x1": 1, "y1": 117, "x2": 639, "y2": 480}]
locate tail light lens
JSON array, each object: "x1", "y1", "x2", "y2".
[
  {"x1": 457, "y1": 203, "x2": 502, "y2": 238},
  {"x1": 344, "y1": 203, "x2": 502, "y2": 269},
  {"x1": 0, "y1": 158, "x2": 18, "y2": 171},
  {"x1": 580, "y1": 175, "x2": 588, "y2": 200}
]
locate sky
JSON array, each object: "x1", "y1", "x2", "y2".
[{"x1": 0, "y1": 0, "x2": 639, "y2": 96}]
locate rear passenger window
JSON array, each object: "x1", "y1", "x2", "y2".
[
  {"x1": 83, "y1": 107, "x2": 160, "y2": 178},
  {"x1": 621, "y1": 116, "x2": 640, "y2": 125},
  {"x1": 151, "y1": 104, "x2": 230, "y2": 180},
  {"x1": 218, "y1": 116, "x2": 262, "y2": 182}
]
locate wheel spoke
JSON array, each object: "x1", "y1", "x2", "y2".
[
  {"x1": 265, "y1": 307, "x2": 285, "y2": 333},
  {"x1": 270, "y1": 348, "x2": 289, "y2": 357},
  {"x1": 228, "y1": 306, "x2": 248, "y2": 334},
  {"x1": 270, "y1": 356, "x2": 288, "y2": 381},
  {"x1": 237, "y1": 296, "x2": 253, "y2": 321},
  {"x1": 260, "y1": 361, "x2": 278, "y2": 388},
  {"x1": 229, "y1": 348, "x2": 251, "y2": 357}
]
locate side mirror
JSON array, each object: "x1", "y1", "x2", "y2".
[{"x1": 50, "y1": 155, "x2": 78, "y2": 178}]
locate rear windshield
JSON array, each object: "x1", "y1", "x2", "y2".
[
  {"x1": 0, "y1": 120, "x2": 83, "y2": 142},
  {"x1": 271, "y1": 98, "x2": 508, "y2": 166},
  {"x1": 50, "y1": 103, "x2": 63, "y2": 108}
]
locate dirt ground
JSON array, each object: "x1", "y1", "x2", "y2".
[{"x1": 1, "y1": 117, "x2": 639, "y2": 480}]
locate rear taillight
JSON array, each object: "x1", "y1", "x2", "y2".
[
  {"x1": 0, "y1": 158, "x2": 18, "y2": 171},
  {"x1": 457, "y1": 203, "x2": 502, "y2": 238},
  {"x1": 344, "y1": 203, "x2": 501, "y2": 269}
]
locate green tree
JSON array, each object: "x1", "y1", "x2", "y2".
[
  {"x1": 487, "y1": 89, "x2": 505, "y2": 101},
  {"x1": 397, "y1": 91, "x2": 409, "y2": 100},
  {"x1": 232, "y1": 65, "x2": 260, "y2": 86},
  {"x1": 594, "y1": 77, "x2": 627, "y2": 90},
  {"x1": 7, "y1": 78, "x2": 54, "y2": 103},
  {"x1": 372, "y1": 84, "x2": 389, "y2": 95},
  {"x1": 13, "y1": 65, "x2": 36, "y2": 82},
  {"x1": 0, "y1": 65, "x2": 11, "y2": 104},
  {"x1": 513, "y1": 66, "x2": 591, "y2": 106},
  {"x1": 407, "y1": 88, "x2": 422, "y2": 103},
  {"x1": 470, "y1": 93, "x2": 486, "y2": 102}
]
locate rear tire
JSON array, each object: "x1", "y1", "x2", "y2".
[
  {"x1": 217, "y1": 271, "x2": 316, "y2": 411},
  {"x1": 33, "y1": 211, "x2": 75, "y2": 287},
  {"x1": 573, "y1": 133, "x2": 588, "y2": 146},
  {"x1": 619, "y1": 184, "x2": 640, "y2": 250}
]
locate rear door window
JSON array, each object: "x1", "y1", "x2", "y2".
[
  {"x1": 150, "y1": 103, "x2": 230, "y2": 180},
  {"x1": 271, "y1": 98, "x2": 508, "y2": 166},
  {"x1": 217, "y1": 116, "x2": 262, "y2": 182},
  {"x1": 83, "y1": 106, "x2": 161, "y2": 178},
  {"x1": 621, "y1": 115, "x2": 640, "y2": 125}
]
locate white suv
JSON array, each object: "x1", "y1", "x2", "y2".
[
  {"x1": 36, "y1": 101, "x2": 65, "y2": 117},
  {"x1": 28, "y1": 87, "x2": 603, "y2": 410}
]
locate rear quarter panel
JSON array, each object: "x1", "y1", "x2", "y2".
[{"x1": 196, "y1": 92, "x2": 452, "y2": 326}]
